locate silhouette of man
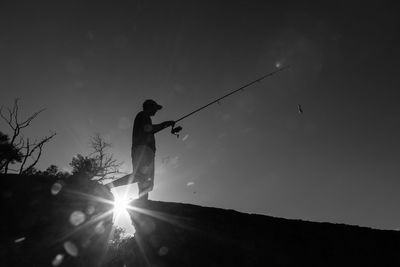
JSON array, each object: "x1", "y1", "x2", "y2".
[{"x1": 109, "y1": 99, "x2": 174, "y2": 200}]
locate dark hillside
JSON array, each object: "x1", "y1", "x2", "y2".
[
  {"x1": 125, "y1": 200, "x2": 400, "y2": 266},
  {"x1": 1, "y1": 174, "x2": 114, "y2": 266},
  {"x1": 2, "y1": 173, "x2": 400, "y2": 266}
]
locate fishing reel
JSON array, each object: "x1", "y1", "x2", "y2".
[{"x1": 171, "y1": 125, "x2": 183, "y2": 138}]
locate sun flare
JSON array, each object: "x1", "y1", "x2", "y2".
[
  {"x1": 110, "y1": 190, "x2": 136, "y2": 234},
  {"x1": 113, "y1": 194, "x2": 130, "y2": 217}
]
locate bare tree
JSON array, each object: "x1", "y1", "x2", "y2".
[
  {"x1": 0, "y1": 98, "x2": 56, "y2": 174},
  {"x1": 89, "y1": 133, "x2": 122, "y2": 180},
  {"x1": 70, "y1": 134, "x2": 123, "y2": 180}
]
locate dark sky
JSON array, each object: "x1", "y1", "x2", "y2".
[{"x1": 1, "y1": 1, "x2": 400, "y2": 230}]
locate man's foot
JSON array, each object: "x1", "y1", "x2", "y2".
[{"x1": 104, "y1": 182, "x2": 114, "y2": 190}]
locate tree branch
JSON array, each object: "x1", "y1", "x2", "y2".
[
  {"x1": 14, "y1": 98, "x2": 19, "y2": 125},
  {"x1": 19, "y1": 108, "x2": 46, "y2": 129},
  {"x1": 19, "y1": 138, "x2": 30, "y2": 173},
  {"x1": 0, "y1": 106, "x2": 15, "y2": 130},
  {"x1": 23, "y1": 143, "x2": 43, "y2": 174},
  {"x1": 87, "y1": 133, "x2": 123, "y2": 180},
  {"x1": 20, "y1": 132, "x2": 56, "y2": 174},
  {"x1": 1, "y1": 99, "x2": 54, "y2": 174}
]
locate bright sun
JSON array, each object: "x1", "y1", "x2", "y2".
[
  {"x1": 111, "y1": 190, "x2": 136, "y2": 234},
  {"x1": 113, "y1": 194, "x2": 130, "y2": 217}
]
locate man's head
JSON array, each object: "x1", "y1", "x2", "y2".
[{"x1": 142, "y1": 99, "x2": 162, "y2": 116}]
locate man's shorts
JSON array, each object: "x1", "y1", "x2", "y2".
[{"x1": 132, "y1": 145, "x2": 155, "y2": 190}]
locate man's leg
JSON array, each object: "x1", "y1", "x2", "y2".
[
  {"x1": 108, "y1": 173, "x2": 135, "y2": 188},
  {"x1": 136, "y1": 146, "x2": 155, "y2": 200},
  {"x1": 138, "y1": 180, "x2": 149, "y2": 200},
  {"x1": 107, "y1": 146, "x2": 147, "y2": 189}
]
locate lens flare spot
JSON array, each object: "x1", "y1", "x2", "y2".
[
  {"x1": 158, "y1": 246, "x2": 169, "y2": 256},
  {"x1": 69, "y1": 211, "x2": 86, "y2": 226},
  {"x1": 51, "y1": 182, "x2": 63, "y2": 195},
  {"x1": 52, "y1": 254, "x2": 64, "y2": 266},
  {"x1": 139, "y1": 217, "x2": 156, "y2": 234},
  {"x1": 275, "y1": 61, "x2": 281, "y2": 68},
  {"x1": 87, "y1": 205, "x2": 95, "y2": 215},
  {"x1": 64, "y1": 241, "x2": 78, "y2": 257},
  {"x1": 82, "y1": 239, "x2": 91, "y2": 248},
  {"x1": 95, "y1": 221, "x2": 106, "y2": 234},
  {"x1": 14, "y1": 237, "x2": 25, "y2": 243}
]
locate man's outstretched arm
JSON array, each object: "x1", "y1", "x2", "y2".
[{"x1": 147, "y1": 121, "x2": 175, "y2": 134}]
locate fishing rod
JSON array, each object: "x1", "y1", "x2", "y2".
[{"x1": 170, "y1": 65, "x2": 290, "y2": 137}]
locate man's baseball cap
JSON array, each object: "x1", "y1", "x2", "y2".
[{"x1": 143, "y1": 99, "x2": 163, "y2": 110}]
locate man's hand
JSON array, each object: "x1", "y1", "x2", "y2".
[
  {"x1": 163, "y1": 121, "x2": 175, "y2": 128},
  {"x1": 153, "y1": 121, "x2": 175, "y2": 134}
]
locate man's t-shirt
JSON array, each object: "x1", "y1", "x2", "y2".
[{"x1": 132, "y1": 111, "x2": 156, "y2": 152}]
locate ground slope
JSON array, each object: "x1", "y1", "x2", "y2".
[
  {"x1": 126, "y1": 200, "x2": 400, "y2": 266},
  {"x1": 1, "y1": 174, "x2": 114, "y2": 267},
  {"x1": 2, "y1": 173, "x2": 400, "y2": 266}
]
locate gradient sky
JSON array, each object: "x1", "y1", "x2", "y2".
[{"x1": 1, "y1": 1, "x2": 399, "y2": 231}]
